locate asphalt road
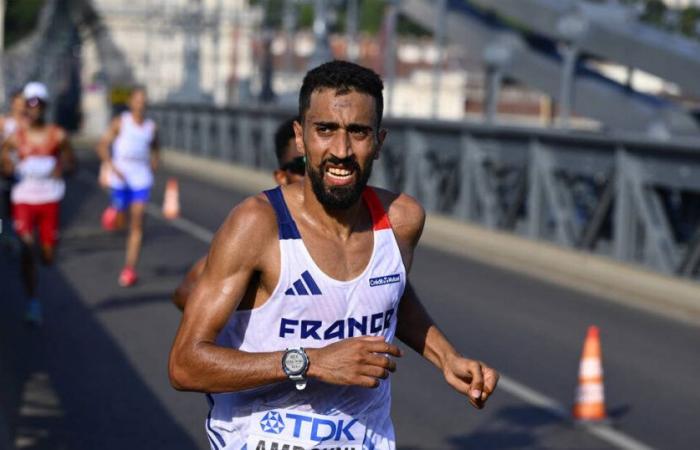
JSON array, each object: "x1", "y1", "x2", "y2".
[{"x1": 1, "y1": 154, "x2": 699, "y2": 449}]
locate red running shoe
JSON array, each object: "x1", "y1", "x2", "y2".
[
  {"x1": 101, "y1": 206, "x2": 118, "y2": 231},
  {"x1": 119, "y1": 266, "x2": 138, "y2": 287}
]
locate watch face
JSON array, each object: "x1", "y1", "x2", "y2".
[{"x1": 283, "y1": 350, "x2": 306, "y2": 375}]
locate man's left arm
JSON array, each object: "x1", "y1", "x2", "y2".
[
  {"x1": 150, "y1": 125, "x2": 160, "y2": 171},
  {"x1": 57, "y1": 130, "x2": 76, "y2": 176},
  {"x1": 396, "y1": 283, "x2": 498, "y2": 409},
  {"x1": 388, "y1": 192, "x2": 499, "y2": 409}
]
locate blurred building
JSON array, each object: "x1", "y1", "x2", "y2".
[{"x1": 81, "y1": 0, "x2": 257, "y2": 134}]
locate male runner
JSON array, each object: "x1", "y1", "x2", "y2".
[
  {"x1": 97, "y1": 87, "x2": 159, "y2": 287},
  {"x1": 0, "y1": 82, "x2": 75, "y2": 325},
  {"x1": 169, "y1": 61, "x2": 498, "y2": 450},
  {"x1": 172, "y1": 117, "x2": 304, "y2": 311}
]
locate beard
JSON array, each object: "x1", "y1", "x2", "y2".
[{"x1": 307, "y1": 154, "x2": 374, "y2": 210}]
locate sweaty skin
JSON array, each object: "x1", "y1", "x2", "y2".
[
  {"x1": 169, "y1": 88, "x2": 498, "y2": 409},
  {"x1": 172, "y1": 132, "x2": 303, "y2": 312}
]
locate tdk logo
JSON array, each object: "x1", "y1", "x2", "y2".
[
  {"x1": 260, "y1": 411, "x2": 358, "y2": 441},
  {"x1": 369, "y1": 273, "x2": 401, "y2": 287},
  {"x1": 279, "y1": 309, "x2": 395, "y2": 340}
]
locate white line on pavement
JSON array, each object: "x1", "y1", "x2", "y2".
[
  {"x1": 498, "y1": 376, "x2": 654, "y2": 450},
  {"x1": 144, "y1": 204, "x2": 214, "y2": 243}
]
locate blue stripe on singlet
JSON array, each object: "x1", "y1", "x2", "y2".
[
  {"x1": 205, "y1": 394, "x2": 226, "y2": 448},
  {"x1": 263, "y1": 187, "x2": 301, "y2": 240},
  {"x1": 293, "y1": 279, "x2": 309, "y2": 295},
  {"x1": 301, "y1": 270, "x2": 322, "y2": 295}
]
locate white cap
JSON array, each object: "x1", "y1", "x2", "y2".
[{"x1": 23, "y1": 82, "x2": 49, "y2": 102}]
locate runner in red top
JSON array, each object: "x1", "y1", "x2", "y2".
[{"x1": 0, "y1": 82, "x2": 75, "y2": 325}]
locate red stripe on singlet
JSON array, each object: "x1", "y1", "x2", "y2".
[{"x1": 362, "y1": 187, "x2": 392, "y2": 231}]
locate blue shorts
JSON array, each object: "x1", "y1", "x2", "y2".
[{"x1": 111, "y1": 187, "x2": 150, "y2": 211}]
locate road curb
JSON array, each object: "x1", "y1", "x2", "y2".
[{"x1": 161, "y1": 149, "x2": 700, "y2": 325}]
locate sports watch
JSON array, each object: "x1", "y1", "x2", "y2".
[{"x1": 282, "y1": 347, "x2": 309, "y2": 390}]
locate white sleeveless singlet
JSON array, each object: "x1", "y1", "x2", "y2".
[
  {"x1": 11, "y1": 125, "x2": 65, "y2": 205},
  {"x1": 110, "y1": 112, "x2": 155, "y2": 190},
  {"x1": 3, "y1": 116, "x2": 19, "y2": 139},
  {"x1": 206, "y1": 186, "x2": 406, "y2": 450}
]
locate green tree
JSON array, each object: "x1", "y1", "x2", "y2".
[
  {"x1": 4, "y1": 0, "x2": 45, "y2": 48},
  {"x1": 680, "y1": 6, "x2": 700, "y2": 37}
]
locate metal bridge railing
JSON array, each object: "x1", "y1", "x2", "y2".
[{"x1": 151, "y1": 103, "x2": 700, "y2": 281}]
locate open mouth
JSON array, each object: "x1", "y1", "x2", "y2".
[{"x1": 324, "y1": 164, "x2": 356, "y2": 186}]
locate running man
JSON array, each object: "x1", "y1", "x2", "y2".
[
  {"x1": 172, "y1": 117, "x2": 304, "y2": 311},
  {"x1": 169, "y1": 61, "x2": 498, "y2": 449},
  {"x1": 97, "y1": 87, "x2": 159, "y2": 287},
  {"x1": 0, "y1": 82, "x2": 75, "y2": 325}
]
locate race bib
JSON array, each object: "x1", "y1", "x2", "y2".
[{"x1": 246, "y1": 409, "x2": 366, "y2": 450}]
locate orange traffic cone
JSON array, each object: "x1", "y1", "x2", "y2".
[
  {"x1": 163, "y1": 178, "x2": 180, "y2": 220},
  {"x1": 573, "y1": 325, "x2": 607, "y2": 422}
]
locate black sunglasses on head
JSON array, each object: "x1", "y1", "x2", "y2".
[
  {"x1": 25, "y1": 97, "x2": 46, "y2": 108},
  {"x1": 280, "y1": 156, "x2": 305, "y2": 176}
]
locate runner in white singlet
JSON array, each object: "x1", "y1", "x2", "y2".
[
  {"x1": 0, "y1": 82, "x2": 75, "y2": 325},
  {"x1": 97, "y1": 86, "x2": 159, "y2": 287},
  {"x1": 169, "y1": 61, "x2": 499, "y2": 450}
]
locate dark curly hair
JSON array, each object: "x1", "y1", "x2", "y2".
[
  {"x1": 274, "y1": 117, "x2": 297, "y2": 164},
  {"x1": 298, "y1": 60, "x2": 384, "y2": 127}
]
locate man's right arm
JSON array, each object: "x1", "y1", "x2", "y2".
[
  {"x1": 96, "y1": 117, "x2": 123, "y2": 179},
  {"x1": 172, "y1": 256, "x2": 207, "y2": 312},
  {"x1": 169, "y1": 195, "x2": 288, "y2": 392},
  {"x1": 0, "y1": 136, "x2": 16, "y2": 177}
]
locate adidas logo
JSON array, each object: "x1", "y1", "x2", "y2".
[{"x1": 285, "y1": 271, "x2": 322, "y2": 296}]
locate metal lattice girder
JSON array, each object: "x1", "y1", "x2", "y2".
[
  {"x1": 578, "y1": 169, "x2": 614, "y2": 250},
  {"x1": 151, "y1": 103, "x2": 700, "y2": 280},
  {"x1": 455, "y1": 135, "x2": 502, "y2": 228},
  {"x1": 680, "y1": 227, "x2": 700, "y2": 277},
  {"x1": 467, "y1": 0, "x2": 700, "y2": 99},
  {"x1": 398, "y1": 0, "x2": 700, "y2": 135},
  {"x1": 615, "y1": 150, "x2": 678, "y2": 274}
]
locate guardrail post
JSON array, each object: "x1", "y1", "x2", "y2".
[
  {"x1": 237, "y1": 113, "x2": 253, "y2": 166},
  {"x1": 201, "y1": 109, "x2": 212, "y2": 158},
  {"x1": 261, "y1": 115, "x2": 277, "y2": 169},
  {"x1": 403, "y1": 128, "x2": 430, "y2": 208},
  {"x1": 454, "y1": 133, "x2": 475, "y2": 220},
  {"x1": 614, "y1": 147, "x2": 636, "y2": 262},
  {"x1": 527, "y1": 139, "x2": 545, "y2": 239},
  {"x1": 183, "y1": 109, "x2": 194, "y2": 155},
  {"x1": 218, "y1": 112, "x2": 231, "y2": 161},
  {"x1": 169, "y1": 109, "x2": 179, "y2": 150}
]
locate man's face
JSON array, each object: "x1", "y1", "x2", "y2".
[
  {"x1": 24, "y1": 98, "x2": 46, "y2": 123},
  {"x1": 130, "y1": 90, "x2": 147, "y2": 113},
  {"x1": 274, "y1": 139, "x2": 305, "y2": 186},
  {"x1": 295, "y1": 88, "x2": 385, "y2": 210}
]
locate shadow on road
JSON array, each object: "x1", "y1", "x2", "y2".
[
  {"x1": 0, "y1": 164, "x2": 200, "y2": 449},
  {"x1": 94, "y1": 292, "x2": 174, "y2": 312},
  {"x1": 446, "y1": 405, "x2": 580, "y2": 449}
]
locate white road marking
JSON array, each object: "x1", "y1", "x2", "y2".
[
  {"x1": 144, "y1": 204, "x2": 214, "y2": 243},
  {"x1": 498, "y1": 375, "x2": 654, "y2": 450},
  {"x1": 76, "y1": 170, "x2": 654, "y2": 450}
]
